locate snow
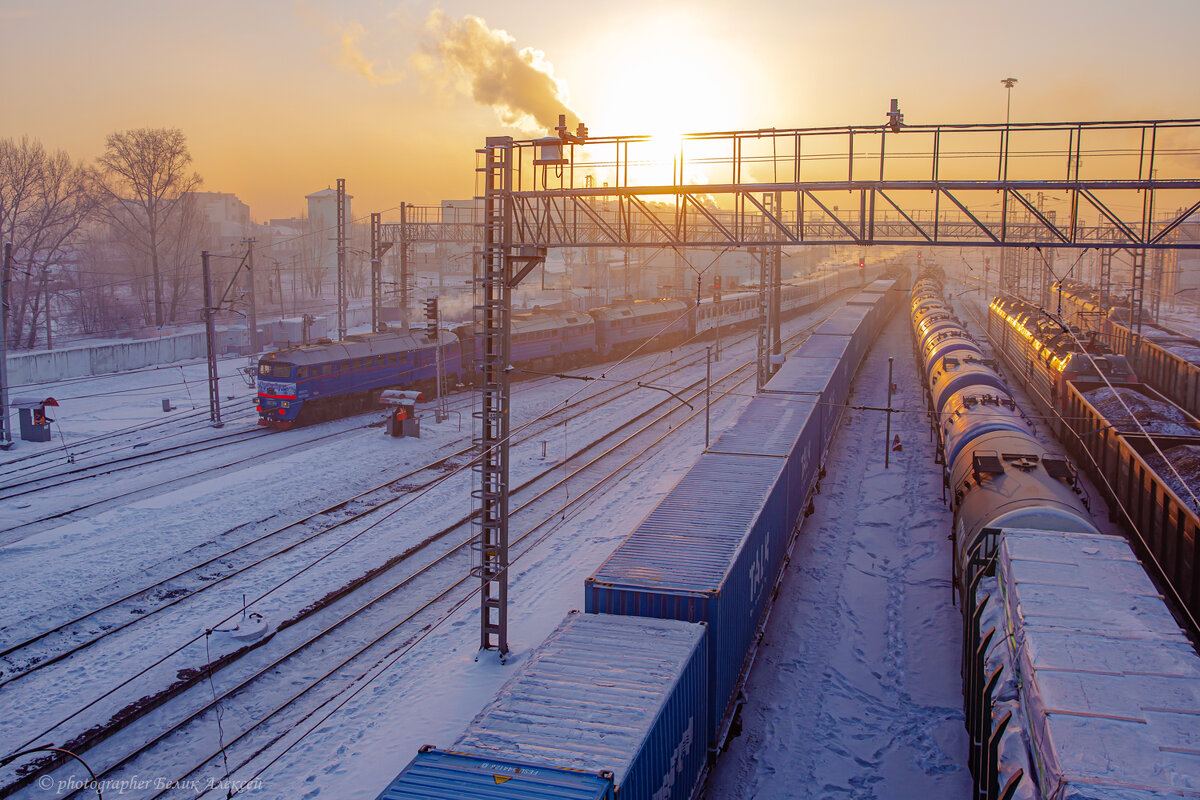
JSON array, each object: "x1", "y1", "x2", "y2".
[
  {"x1": 703, "y1": 310, "x2": 972, "y2": 799},
  {"x1": 1081, "y1": 385, "x2": 1200, "y2": 437},
  {"x1": 3, "y1": 300, "x2": 827, "y2": 799},
  {"x1": 0, "y1": 291, "x2": 995, "y2": 800}
]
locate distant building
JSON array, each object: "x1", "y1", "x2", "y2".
[
  {"x1": 306, "y1": 187, "x2": 353, "y2": 272},
  {"x1": 187, "y1": 191, "x2": 251, "y2": 251}
]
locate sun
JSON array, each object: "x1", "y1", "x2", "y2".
[{"x1": 575, "y1": 14, "x2": 755, "y2": 140}]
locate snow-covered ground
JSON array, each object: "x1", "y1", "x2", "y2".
[
  {"x1": 705, "y1": 310, "x2": 972, "y2": 799},
  {"x1": 1, "y1": 299, "x2": 850, "y2": 799},
  {"x1": 7, "y1": 273, "x2": 1167, "y2": 800}
]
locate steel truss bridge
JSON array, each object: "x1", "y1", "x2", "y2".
[
  {"x1": 500, "y1": 118, "x2": 1200, "y2": 250},
  {"x1": 469, "y1": 116, "x2": 1200, "y2": 655}
]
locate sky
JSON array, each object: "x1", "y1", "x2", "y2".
[{"x1": 4, "y1": 0, "x2": 1199, "y2": 221}]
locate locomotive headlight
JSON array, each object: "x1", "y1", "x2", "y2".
[{"x1": 281, "y1": 401, "x2": 290, "y2": 408}]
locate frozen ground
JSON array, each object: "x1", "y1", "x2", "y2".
[
  {"x1": 1, "y1": 300, "x2": 850, "y2": 799},
  {"x1": 2, "y1": 290, "x2": 1029, "y2": 800},
  {"x1": 704, "y1": 310, "x2": 972, "y2": 800}
]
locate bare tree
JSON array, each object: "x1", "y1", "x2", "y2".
[
  {"x1": 162, "y1": 193, "x2": 206, "y2": 323},
  {"x1": 96, "y1": 128, "x2": 202, "y2": 327},
  {"x1": 0, "y1": 137, "x2": 98, "y2": 348},
  {"x1": 59, "y1": 225, "x2": 141, "y2": 336}
]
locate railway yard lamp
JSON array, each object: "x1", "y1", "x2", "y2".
[{"x1": 1001, "y1": 77, "x2": 1018, "y2": 124}]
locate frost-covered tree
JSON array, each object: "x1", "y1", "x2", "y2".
[
  {"x1": 96, "y1": 128, "x2": 202, "y2": 327},
  {"x1": 0, "y1": 137, "x2": 97, "y2": 348}
]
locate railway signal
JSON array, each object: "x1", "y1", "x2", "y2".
[{"x1": 424, "y1": 298, "x2": 438, "y2": 335}]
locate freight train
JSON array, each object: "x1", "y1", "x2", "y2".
[
  {"x1": 987, "y1": 293, "x2": 1200, "y2": 636},
  {"x1": 912, "y1": 270, "x2": 1200, "y2": 799},
  {"x1": 1052, "y1": 278, "x2": 1200, "y2": 420},
  {"x1": 255, "y1": 264, "x2": 882, "y2": 427},
  {"x1": 372, "y1": 277, "x2": 907, "y2": 799}
]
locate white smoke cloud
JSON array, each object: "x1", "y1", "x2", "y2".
[
  {"x1": 416, "y1": 10, "x2": 578, "y2": 132},
  {"x1": 337, "y1": 20, "x2": 405, "y2": 87},
  {"x1": 297, "y1": 3, "x2": 576, "y2": 133},
  {"x1": 294, "y1": 2, "x2": 405, "y2": 87}
]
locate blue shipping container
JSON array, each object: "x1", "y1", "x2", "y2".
[
  {"x1": 707, "y1": 394, "x2": 823, "y2": 526},
  {"x1": 452, "y1": 612, "x2": 708, "y2": 800},
  {"x1": 766, "y1": 355, "x2": 850, "y2": 435},
  {"x1": 376, "y1": 749, "x2": 613, "y2": 800},
  {"x1": 795, "y1": 332, "x2": 850, "y2": 360},
  {"x1": 846, "y1": 292, "x2": 885, "y2": 340},
  {"x1": 814, "y1": 304, "x2": 871, "y2": 337},
  {"x1": 586, "y1": 452, "x2": 789, "y2": 749}
]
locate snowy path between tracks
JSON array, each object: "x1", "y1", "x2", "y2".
[{"x1": 704, "y1": 310, "x2": 972, "y2": 799}]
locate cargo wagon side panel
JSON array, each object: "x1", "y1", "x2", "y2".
[{"x1": 585, "y1": 453, "x2": 789, "y2": 748}]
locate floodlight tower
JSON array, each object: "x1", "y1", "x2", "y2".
[
  {"x1": 999, "y1": 78, "x2": 1018, "y2": 297},
  {"x1": 1001, "y1": 77, "x2": 1018, "y2": 125}
]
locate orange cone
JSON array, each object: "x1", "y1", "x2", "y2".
[{"x1": 892, "y1": 434, "x2": 902, "y2": 452}]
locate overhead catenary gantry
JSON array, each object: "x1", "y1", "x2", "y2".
[
  {"x1": 377, "y1": 207, "x2": 477, "y2": 326},
  {"x1": 501, "y1": 117, "x2": 1200, "y2": 251},
  {"x1": 469, "y1": 112, "x2": 1200, "y2": 657}
]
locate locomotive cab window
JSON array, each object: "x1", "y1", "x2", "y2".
[{"x1": 270, "y1": 363, "x2": 292, "y2": 379}]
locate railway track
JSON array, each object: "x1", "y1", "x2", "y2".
[
  {"x1": 0, "y1": 369, "x2": 260, "y2": 481},
  {"x1": 0, "y1": 409, "x2": 265, "y2": 503},
  {"x1": 0, "y1": 337, "x2": 718, "y2": 687},
  {"x1": 14, "y1": 304, "x2": 808, "y2": 800},
  {"x1": 0, "y1": 310, "x2": 833, "y2": 796}
]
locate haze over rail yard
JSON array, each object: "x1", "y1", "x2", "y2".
[{"x1": 2, "y1": 3, "x2": 1200, "y2": 799}]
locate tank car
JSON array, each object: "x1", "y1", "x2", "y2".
[{"x1": 910, "y1": 271, "x2": 1097, "y2": 582}]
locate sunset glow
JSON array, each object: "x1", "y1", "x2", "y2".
[{"x1": 2, "y1": 1, "x2": 1198, "y2": 219}]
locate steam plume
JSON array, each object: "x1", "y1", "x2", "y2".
[
  {"x1": 294, "y1": 2, "x2": 404, "y2": 87},
  {"x1": 419, "y1": 10, "x2": 577, "y2": 132},
  {"x1": 338, "y1": 21, "x2": 404, "y2": 87}
]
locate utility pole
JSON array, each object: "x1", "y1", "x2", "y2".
[
  {"x1": 1, "y1": 242, "x2": 13, "y2": 449},
  {"x1": 885, "y1": 357, "x2": 894, "y2": 469},
  {"x1": 202, "y1": 251, "x2": 223, "y2": 427},
  {"x1": 399, "y1": 202, "x2": 409, "y2": 325},
  {"x1": 371, "y1": 213, "x2": 382, "y2": 333},
  {"x1": 477, "y1": 136, "x2": 515, "y2": 658},
  {"x1": 275, "y1": 260, "x2": 284, "y2": 317},
  {"x1": 770, "y1": 192, "x2": 783, "y2": 369},
  {"x1": 371, "y1": 212, "x2": 393, "y2": 333},
  {"x1": 756, "y1": 247, "x2": 767, "y2": 391},
  {"x1": 771, "y1": 244, "x2": 782, "y2": 367},
  {"x1": 336, "y1": 178, "x2": 347, "y2": 340},
  {"x1": 705, "y1": 346, "x2": 712, "y2": 449},
  {"x1": 244, "y1": 237, "x2": 258, "y2": 353},
  {"x1": 1001, "y1": 77, "x2": 1018, "y2": 126},
  {"x1": 623, "y1": 248, "x2": 630, "y2": 297}
]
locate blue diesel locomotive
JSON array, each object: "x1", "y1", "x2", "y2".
[
  {"x1": 256, "y1": 329, "x2": 463, "y2": 427},
  {"x1": 256, "y1": 263, "x2": 883, "y2": 427}
]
